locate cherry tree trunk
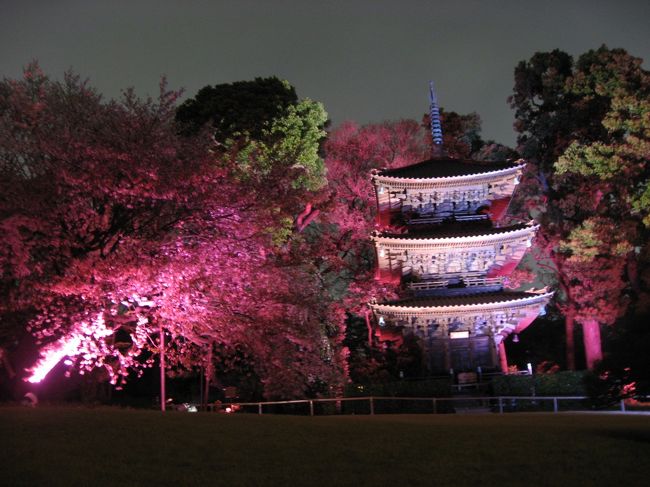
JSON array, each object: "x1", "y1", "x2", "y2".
[
  {"x1": 581, "y1": 319, "x2": 602, "y2": 369},
  {"x1": 203, "y1": 344, "x2": 213, "y2": 410},
  {"x1": 565, "y1": 313, "x2": 576, "y2": 371},
  {"x1": 364, "y1": 310, "x2": 373, "y2": 348},
  {"x1": 159, "y1": 324, "x2": 166, "y2": 412}
]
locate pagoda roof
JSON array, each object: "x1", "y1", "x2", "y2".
[
  {"x1": 378, "y1": 221, "x2": 533, "y2": 240},
  {"x1": 370, "y1": 290, "x2": 553, "y2": 313},
  {"x1": 376, "y1": 157, "x2": 520, "y2": 180}
]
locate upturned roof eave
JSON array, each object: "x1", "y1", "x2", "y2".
[
  {"x1": 372, "y1": 164, "x2": 524, "y2": 185},
  {"x1": 369, "y1": 291, "x2": 554, "y2": 314},
  {"x1": 371, "y1": 223, "x2": 539, "y2": 245}
]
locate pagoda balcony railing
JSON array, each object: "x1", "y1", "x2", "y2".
[
  {"x1": 409, "y1": 280, "x2": 449, "y2": 290},
  {"x1": 408, "y1": 276, "x2": 503, "y2": 291},
  {"x1": 407, "y1": 212, "x2": 488, "y2": 225},
  {"x1": 463, "y1": 276, "x2": 504, "y2": 287}
]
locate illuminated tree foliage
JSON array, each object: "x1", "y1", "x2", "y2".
[
  {"x1": 176, "y1": 77, "x2": 298, "y2": 139},
  {"x1": 176, "y1": 77, "x2": 328, "y2": 191},
  {"x1": 511, "y1": 46, "x2": 650, "y2": 370},
  {"x1": 0, "y1": 65, "x2": 346, "y2": 399}
]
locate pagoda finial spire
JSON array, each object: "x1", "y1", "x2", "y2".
[{"x1": 429, "y1": 81, "x2": 443, "y2": 157}]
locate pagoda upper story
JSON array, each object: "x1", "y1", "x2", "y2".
[{"x1": 371, "y1": 157, "x2": 524, "y2": 227}]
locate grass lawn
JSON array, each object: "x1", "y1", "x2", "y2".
[{"x1": 1, "y1": 407, "x2": 649, "y2": 486}]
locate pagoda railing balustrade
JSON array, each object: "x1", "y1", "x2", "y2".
[
  {"x1": 412, "y1": 270, "x2": 483, "y2": 283},
  {"x1": 407, "y1": 213, "x2": 489, "y2": 225},
  {"x1": 409, "y1": 280, "x2": 449, "y2": 291},
  {"x1": 463, "y1": 276, "x2": 504, "y2": 287},
  {"x1": 408, "y1": 275, "x2": 503, "y2": 291},
  {"x1": 454, "y1": 214, "x2": 490, "y2": 222}
]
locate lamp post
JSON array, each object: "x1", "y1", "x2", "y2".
[{"x1": 527, "y1": 362, "x2": 536, "y2": 406}]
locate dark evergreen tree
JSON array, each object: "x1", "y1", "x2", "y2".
[
  {"x1": 175, "y1": 76, "x2": 298, "y2": 141},
  {"x1": 510, "y1": 46, "x2": 650, "y2": 371}
]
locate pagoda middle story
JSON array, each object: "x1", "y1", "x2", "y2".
[{"x1": 367, "y1": 115, "x2": 552, "y2": 374}]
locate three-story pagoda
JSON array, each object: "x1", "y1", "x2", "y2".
[{"x1": 368, "y1": 84, "x2": 552, "y2": 374}]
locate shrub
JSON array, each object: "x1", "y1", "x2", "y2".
[
  {"x1": 492, "y1": 371, "x2": 587, "y2": 396},
  {"x1": 346, "y1": 377, "x2": 452, "y2": 398}
]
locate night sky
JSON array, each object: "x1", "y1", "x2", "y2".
[{"x1": 1, "y1": 0, "x2": 649, "y2": 146}]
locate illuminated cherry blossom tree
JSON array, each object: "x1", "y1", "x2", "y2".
[{"x1": 0, "y1": 64, "x2": 346, "y2": 400}]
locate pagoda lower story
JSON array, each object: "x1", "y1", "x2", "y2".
[{"x1": 370, "y1": 291, "x2": 552, "y2": 373}]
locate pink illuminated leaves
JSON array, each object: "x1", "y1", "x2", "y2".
[
  {"x1": 3, "y1": 66, "x2": 368, "y2": 398},
  {"x1": 26, "y1": 312, "x2": 115, "y2": 383}
]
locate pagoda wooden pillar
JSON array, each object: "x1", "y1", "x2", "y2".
[
  {"x1": 498, "y1": 340, "x2": 509, "y2": 374},
  {"x1": 489, "y1": 335, "x2": 498, "y2": 368}
]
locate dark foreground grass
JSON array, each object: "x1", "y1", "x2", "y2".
[{"x1": 1, "y1": 407, "x2": 649, "y2": 487}]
